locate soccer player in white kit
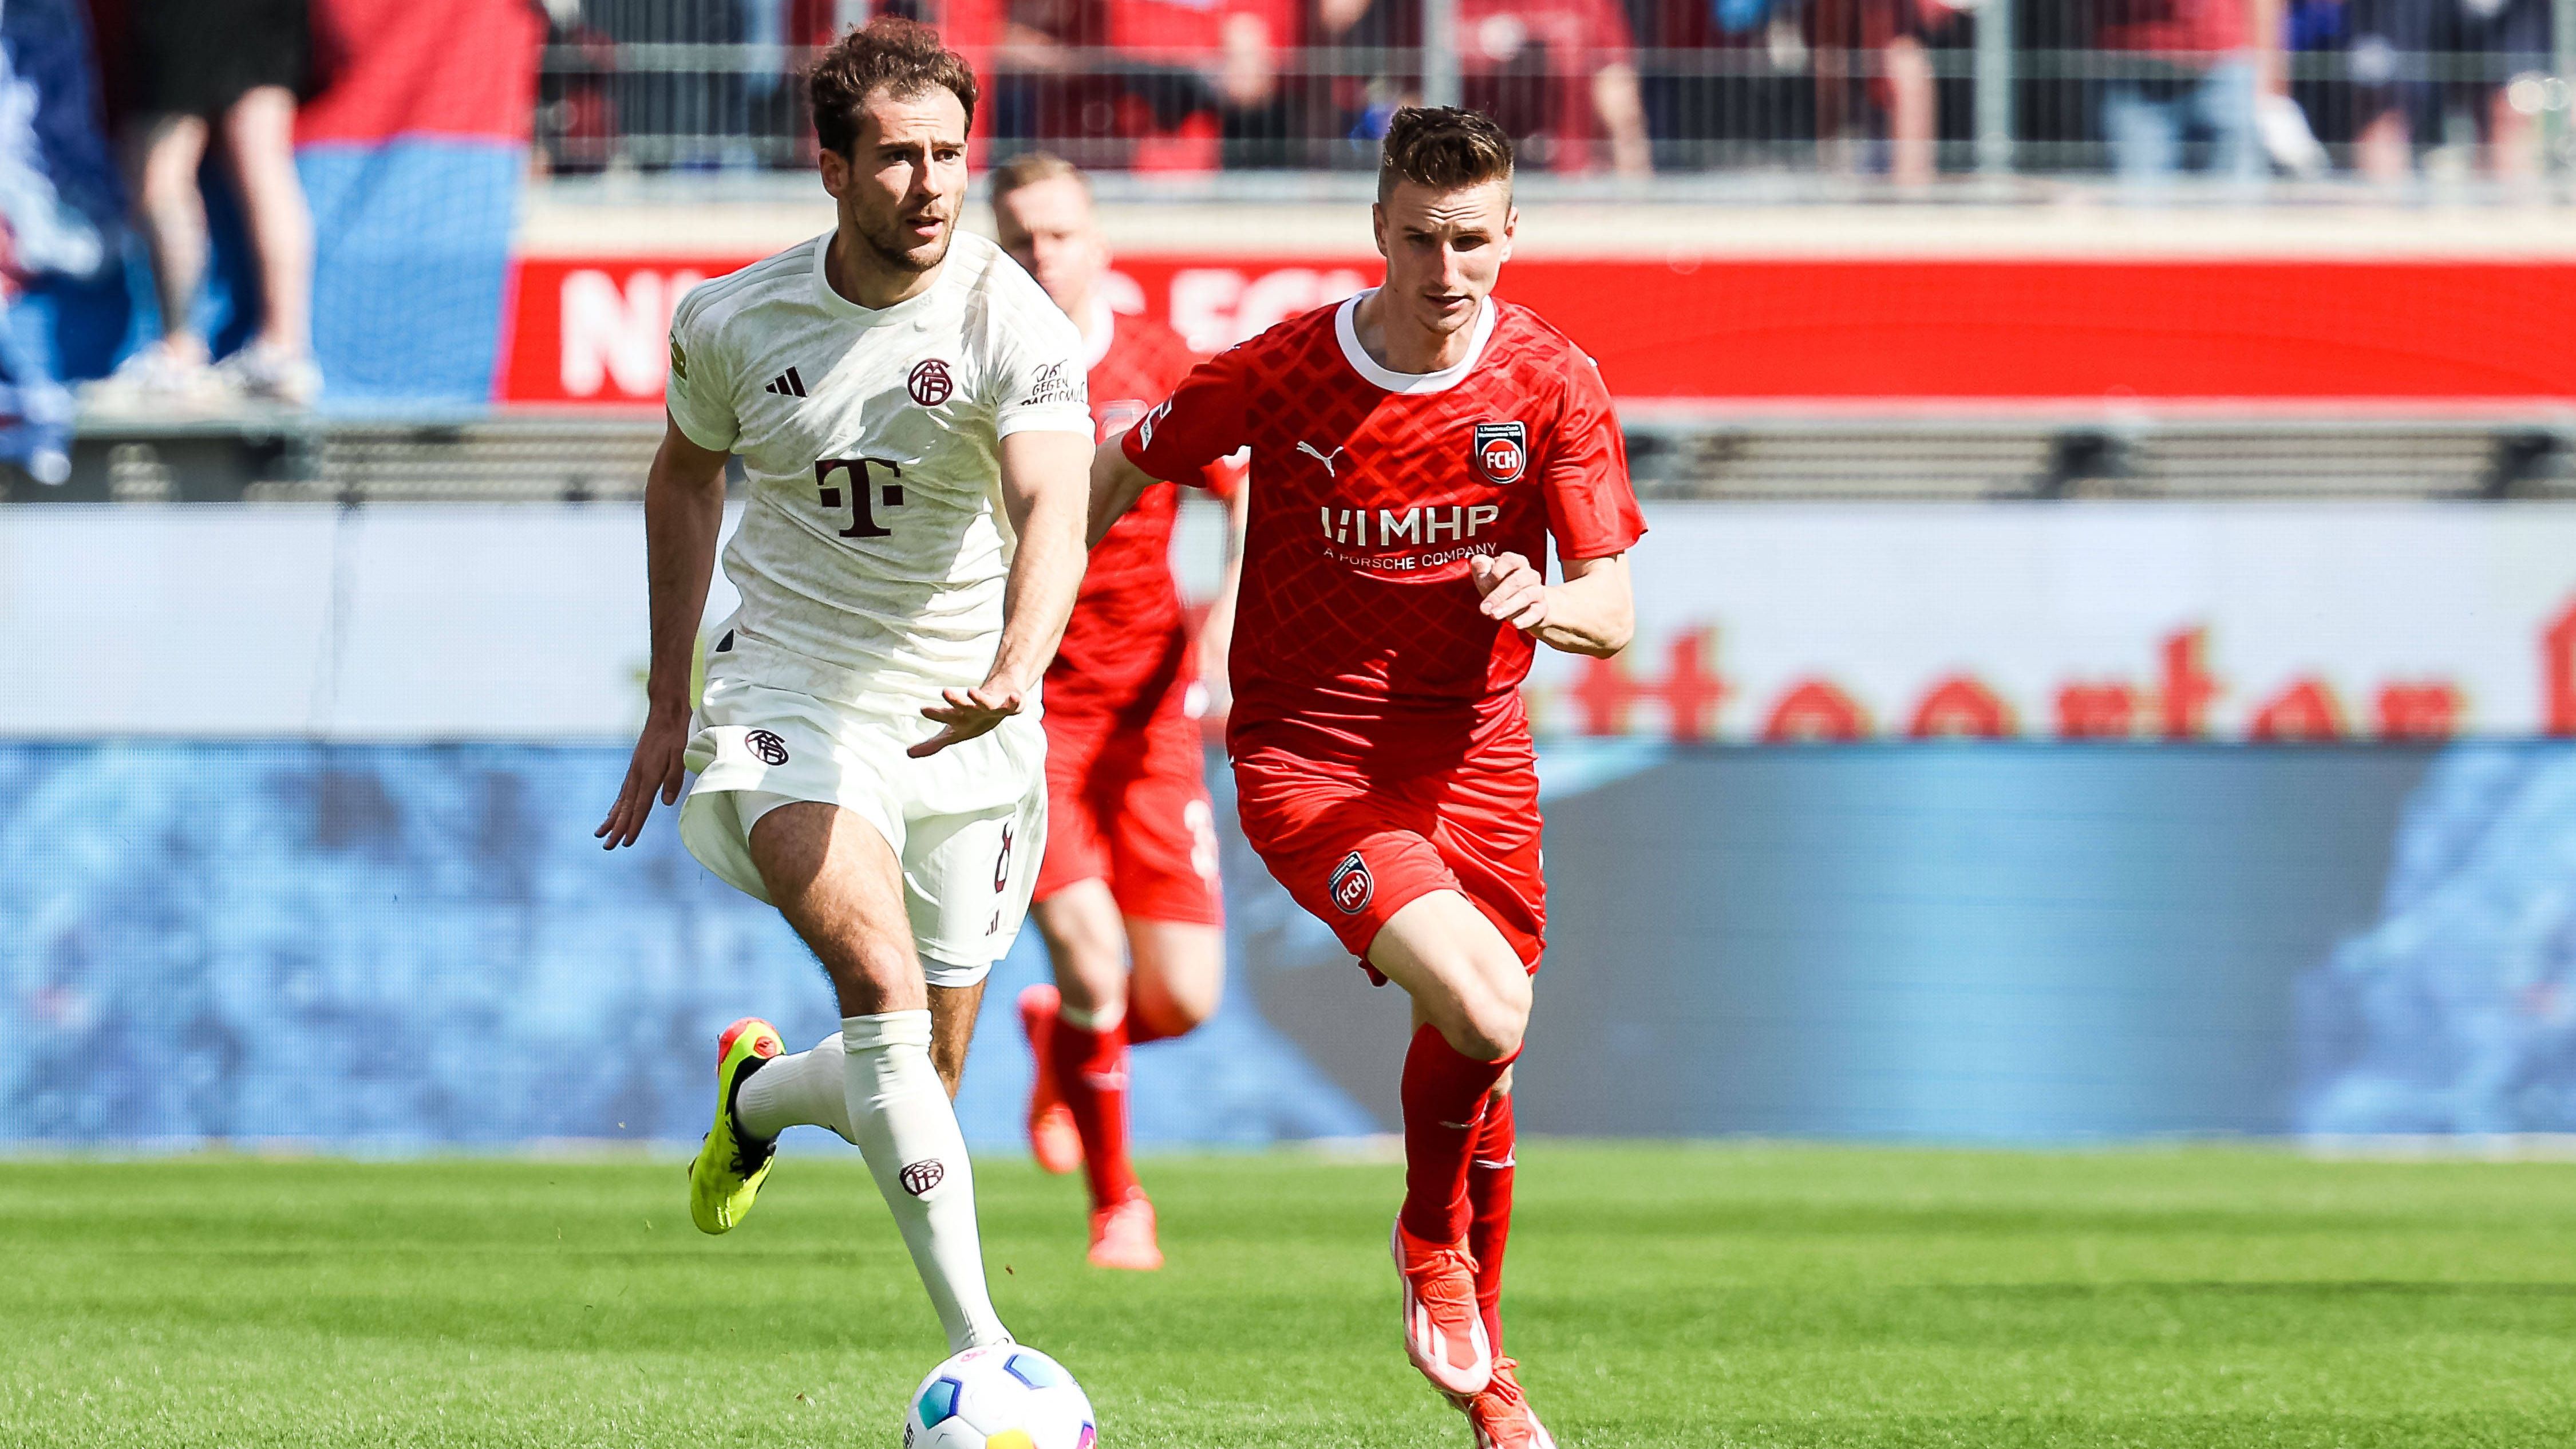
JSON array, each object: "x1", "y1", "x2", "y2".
[{"x1": 594, "y1": 19, "x2": 1092, "y2": 1355}]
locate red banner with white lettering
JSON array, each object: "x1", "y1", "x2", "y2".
[{"x1": 499, "y1": 254, "x2": 2576, "y2": 406}]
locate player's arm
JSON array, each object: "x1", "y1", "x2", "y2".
[
  {"x1": 1469, "y1": 550, "x2": 1633, "y2": 658},
  {"x1": 1196, "y1": 473, "x2": 1250, "y2": 696},
  {"x1": 1480, "y1": 352, "x2": 1646, "y2": 658},
  {"x1": 1093, "y1": 351, "x2": 1249, "y2": 544},
  {"x1": 1087, "y1": 438, "x2": 1164, "y2": 546},
  {"x1": 597, "y1": 417, "x2": 732, "y2": 847},
  {"x1": 911, "y1": 428, "x2": 1093, "y2": 758}
]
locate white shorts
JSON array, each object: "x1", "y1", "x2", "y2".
[{"x1": 678, "y1": 676, "x2": 1048, "y2": 987}]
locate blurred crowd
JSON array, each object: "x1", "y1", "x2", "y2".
[
  {"x1": 538, "y1": 0, "x2": 2567, "y2": 182},
  {"x1": 2, "y1": 0, "x2": 320, "y2": 464}
]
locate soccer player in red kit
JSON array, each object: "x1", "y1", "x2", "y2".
[
  {"x1": 990, "y1": 152, "x2": 1244, "y2": 1272},
  {"x1": 1088, "y1": 108, "x2": 1642, "y2": 1448}
]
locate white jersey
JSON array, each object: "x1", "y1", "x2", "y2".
[{"x1": 665, "y1": 230, "x2": 1090, "y2": 707}]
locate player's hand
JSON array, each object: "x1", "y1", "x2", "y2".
[
  {"x1": 1469, "y1": 552, "x2": 1550, "y2": 634},
  {"x1": 597, "y1": 703, "x2": 692, "y2": 850},
  {"x1": 912, "y1": 680, "x2": 1025, "y2": 758}
]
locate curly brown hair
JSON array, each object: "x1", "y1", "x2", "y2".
[
  {"x1": 808, "y1": 18, "x2": 979, "y2": 158},
  {"x1": 1377, "y1": 106, "x2": 1515, "y2": 204}
]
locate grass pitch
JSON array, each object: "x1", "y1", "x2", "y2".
[{"x1": 5, "y1": 1144, "x2": 2574, "y2": 1447}]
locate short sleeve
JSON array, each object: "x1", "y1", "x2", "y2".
[
  {"x1": 1192, "y1": 451, "x2": 1248, "y2": 499},
  {"x1": 1121, "y1": 349, "x2": 1250, "y2": 481},
  {"x1": 991, "y1": 299, "x2": 1093, "y2": 439},
  {"x1": 663, "y1": 290, "x2": 738, "y2": 453},
  {"x1": 1542, "y1": 353, "x2": 1646, "y2": 563}
]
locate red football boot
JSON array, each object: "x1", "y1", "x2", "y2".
[
  {"x1": 1087, "y1": 1192, "x2": 1164, "y2": 1271},
  {"x1": 1392, "y1": 1219, "x2": 1494, "y2": 1397},
  {"x1": 1017, "y1": 984, "x2": 1081, "y2": 1175},
  {"x1": 1452, "y1": 1357, "x2": 1556, "y2": 1449}
]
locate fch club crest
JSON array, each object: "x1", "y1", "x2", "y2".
[
  {"x1": 1473, "y1": 421, "x2": 1527, "y2": 484},
  {"x1": 1329, "y1": 851, "x2": 1374, "y2": 914}
]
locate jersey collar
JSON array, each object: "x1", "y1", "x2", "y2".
[
  {"x1": 809, "y1": 230, "x2": 945, "y2": 327},
  {"x1": 1333, "y1": 289, "x2": 1496, "y2": 395}
]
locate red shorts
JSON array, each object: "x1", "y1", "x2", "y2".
[
  {"x1": 1231, "y1": 741, "x2": 1546, "y2": 980},
  {"x1": 1034, "y1": 677, "x2": 1223, "y2": 925}
]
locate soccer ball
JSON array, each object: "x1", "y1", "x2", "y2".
[{"x1": 903, "y1": 1344, "x2": 1096, "y2": 1449}]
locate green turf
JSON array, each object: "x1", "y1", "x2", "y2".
[{"x1": 4, "y1": 1145, "x2": 2574, "y2": 1447}]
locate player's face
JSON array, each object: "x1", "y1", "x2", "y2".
[
  {"x1": 820, "y1": 85, "x2": 971, "y2": 274},
  {"x1": 993, "y1": 176, "x2": 1108, "y2": 318},
  {"x1": 1372, "y1": 179, "x2": 1516, "y2": 338}
]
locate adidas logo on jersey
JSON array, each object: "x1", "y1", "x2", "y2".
[{"x1": 763, "y1": 367, "x2": 809, "y2": 398}]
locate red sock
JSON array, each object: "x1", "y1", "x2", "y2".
[
  {"x1": 1125, "y1": 1010, "x2": 1179, "y2": 1047},
  {"x1": 1398, "y1": 1024, "x2": 1515, "y2": 1245},
  {"x1": 1467, "y1": 1091, "x2": 1516, "y2": 1355},
  {"x1": 1051, "y1": 1015, "x2": 1140, "y2": 1209}
]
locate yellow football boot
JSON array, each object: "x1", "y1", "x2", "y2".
[{"x1": 688, "y1": 1016, "x2": 783, "y2": 1234}]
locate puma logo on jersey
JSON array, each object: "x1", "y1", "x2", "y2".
[
  {"x1": 763, "y1": 366, "x2": 808, "y2": 398},
  {"x1": 1297, "y1": 441, "x2": 1349, "y2": 479}
]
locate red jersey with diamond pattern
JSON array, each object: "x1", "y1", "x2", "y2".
[
  {"x1": 1048, "y1": 314, "x2": 1231, "y2": 717},
  {"x1": 1123, "y1": 295, "x2": 1643, "y2": 767}
]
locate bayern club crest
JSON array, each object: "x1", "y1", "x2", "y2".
[
  {"x1": 1329, "y1": 851, "x2": 1374, "y2": 915},
  {"x1": 1473, "y1": 421, "x2": 1528, "y2": 484},
  {"x1": 908, "y1": 358, "x2": 954, "y2": 406}
]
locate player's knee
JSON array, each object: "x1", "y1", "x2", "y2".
[
  {"x1": 1447, "y1": 985, "x2": 1527, "y2": 1063},
  {"x1": 1448, "y1": 1009, "x2": 1522, "y2": 1063},
  {"x1": 1132, "y1": 950, "x2": 1223, "y2": 1036},
  {"x1": 1465, "y1": 969, "x2": 1531, "y2": 1061},
  {"x1": 1165, "y1": 974, "x2": 1222, "y2": 1033},
  {"x1": 818, "y1": 936, "x2": 919, "y2": 1009}
]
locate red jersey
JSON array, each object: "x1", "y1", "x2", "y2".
[
  {"x1": 1047, "y1": 306, "x2": 1229, "y2": 720},
  {"x1": 1123, "y1": 293, "x2": 1644, "y2": 768}
]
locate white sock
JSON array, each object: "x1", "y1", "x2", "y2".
[
  {"x1": 843, "y1": 1010, "x2": 1010, "y2": 1352},
  {"x1": 734, "y1": 1035, "x2": 855, "y2": 1144},
  {"x1": 1057, "y1": 1000, "x2": 1124, "y2": 1033}
]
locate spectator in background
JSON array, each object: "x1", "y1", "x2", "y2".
[
  {"x1": 1306, "y1": 0, "x2": 1420, "y2": 164},
  {"x1": 1304, "y1": 0, "x2": 1649, "y2": 176},
  {"x1": 96, "y1": 0, "x2": 317, "y2": 405},
  {"x1": 1456, "y1": 0, "x2": 1653, "y2": 175},
  {"x1": 993, "y1": 0, "x2": 1292, "y2": 169},
  {"x1": 2093, "y1": 0, "x2": 2282, "y2": 186},
  {"x1": 2347, "y1": 0, "x2": 2552, "y2": 181},
  {"x1": 0, "y1": 0, "x2": 118, "y2": 483},
  {"x1": 1110, "y1": 0, "x2": 1300, "y2": 169},
  {"x1": 1811, "y1": 0, "x2": 1958, "y2": 186}
]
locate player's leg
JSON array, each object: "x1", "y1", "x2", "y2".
[
  {"x1": 1021, "y1": 732, "x2": 1114, "y2": 1174},
  {"x1": 1032, "y1": 879, "x2": 1139, "y2": 1186},
  {"x1": 1368, "y1": 891, "x2": 1523, "y2": 1397},
  {"x1": 1029, "y1": 876, "x2": 1123, "y2": 1167},
  {"x1": 1467, "y1": 1071, "x2": 1517, "y2": 1353},
  {"x1": 1124, "y1": 916, "x2": 1223, "y2": 1042},
  {"x1": 1065, "y1": 722, "x2": 1228, "y2": 1266},
  {"x1": 1116, "y1": 717, "x2": 1228, "y2": 1046},
  {"x1": 748, "y1": 800, "x2": 1009, "y2": 1352},
  {"x1": 1231, "y1": 754, "x2": 1511, "y2": 1393}
]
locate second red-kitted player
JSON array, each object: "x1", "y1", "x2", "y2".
[
  {"x1": 1087, "y1": 108, "x2": 1644, "y2": 1447},
  {"x1": 990, "y1": 152, "x2": 1245, "y2": 1272}
]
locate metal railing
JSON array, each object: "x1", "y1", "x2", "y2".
[
  {"x1": 21, "y1": 410, "x2": 2571, "y2": 504},
  {"x1": 532, "y1": 0, "x2": 2576, "y2": 192}
]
